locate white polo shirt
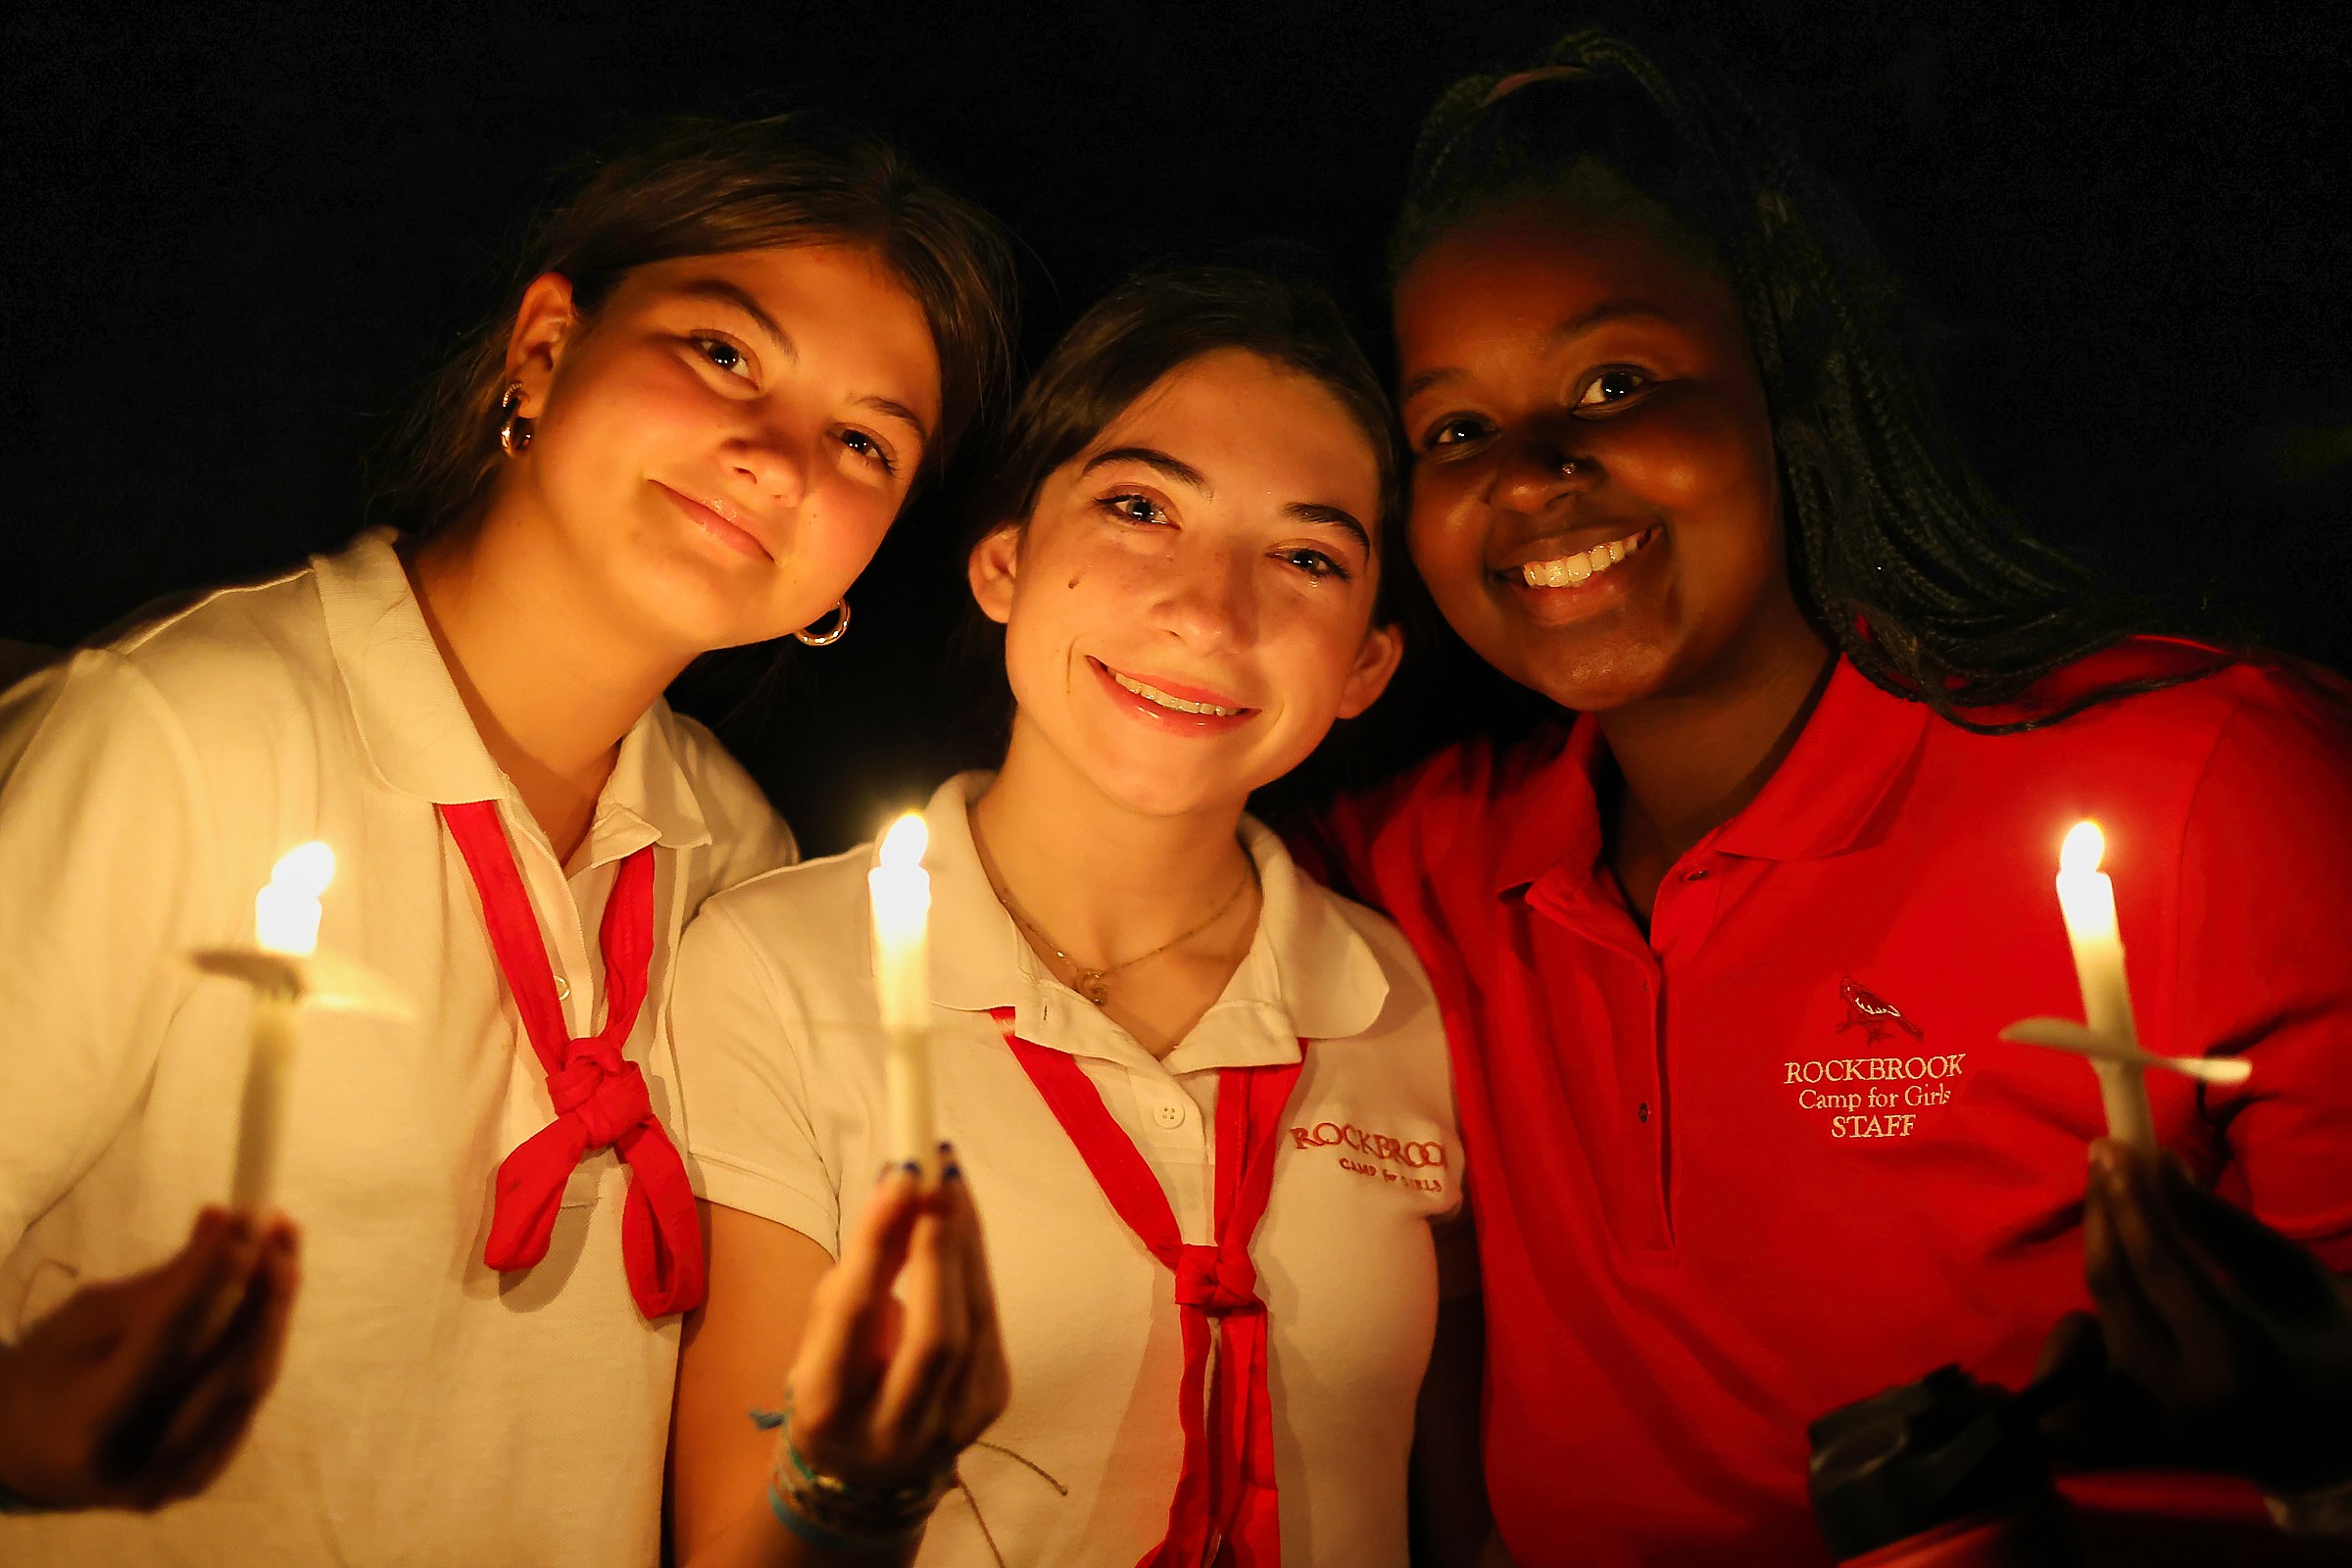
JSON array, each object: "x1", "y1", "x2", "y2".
[
  {"x1": 0, "y1": 529, "x2": 795, "y2": 1565},
  {"x1": 674, "y1": 773, "x2": 1458, "y2": 1568}
]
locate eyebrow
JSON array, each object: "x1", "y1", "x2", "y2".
[
  {"x1": 1398, "y1": 299, "x2": 1673, "y2": 405},
  {"x1": 1081, "y1": 446, "x2": 1210, "y2": 492},
  {"x1": 1287, "y1": 504, "x2": 1373, "y2": 554},
  {"x1": 673, "y1": 278, "x2": 795, "y2": 359},
  {"x1": 676, "y1": 277, "x2": 935, "y2": 449}
]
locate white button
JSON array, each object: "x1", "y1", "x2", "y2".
[
  {"x1": 1153, "y1": 1100, "x2": 1188, "y2": 1129},
  {"x1": 554, "y1": 975, "x2": 571, "y2": 1001}
]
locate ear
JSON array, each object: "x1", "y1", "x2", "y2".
[
  {"x1": 502, "y1": 272, "x2": 582, "y2": 412},
  {"x1": 1334, "y1": 620, "x2": 1405, "y2": 721},
  {"x1": 966, "y1": 521, "x2": 1024, "y2": 627}
]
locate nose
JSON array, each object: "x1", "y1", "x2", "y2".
[
  {"x1": 724, "y1": 410, "x2": 811, "y2": 511},
  {"x1": 1152, "y1": 536, "x2": 1257, "y2": 652},
  {"x1": 1489, "y1": 423, "x2": 1600, "y2": 514}
]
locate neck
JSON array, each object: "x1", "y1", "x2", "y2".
[
  {"x1": 971, "y1": 717, "x2": 1254, "y2": 973},
  {"x1": 408, "y1": 512, "x2": 692, "y2": 862},
  {"x1": 1597, "y1": 592, "x2": 1834, "y2": 901}
]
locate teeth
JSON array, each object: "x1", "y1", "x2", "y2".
[
  {"x1": 1521, "y1": 527, "x2": 1653, "y2": 589},
  {"x1": 1112, "y1": 670, "x2": 1241, "y2": 716}
]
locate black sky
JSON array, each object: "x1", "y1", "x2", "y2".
[{"x1": 5, "y1": 1, "x2": 2348, "y2": 851}]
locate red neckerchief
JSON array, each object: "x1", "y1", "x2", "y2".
[
  {"x1": 440, "y1": 801, "x2": 704, "y2": 1318},
  {"x1": 994, "y1": 1006, "x2": 1300, "y2": 1568}
]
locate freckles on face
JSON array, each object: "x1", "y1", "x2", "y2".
[
  {"x1": 518, "y1": 242, "x2": 942, "y2": 653},
  {"x1": 992, "y1": 349, "x2": 1391, "y2": 816},
  {"x1": 1395, "y1": 205, "x2": 1788, "y2": 711}
]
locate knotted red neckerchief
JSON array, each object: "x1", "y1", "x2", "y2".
[
  {"x1": 440, "y1": 801, "x2": 704, "y2": 1318},
  {"x1": 994, "y1": 1006, "x2": 1302, "y2": 1568}
]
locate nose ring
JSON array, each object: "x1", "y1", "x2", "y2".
[{"x1": 1557, "y1": 455, "x2": 1584, "y2": 476}]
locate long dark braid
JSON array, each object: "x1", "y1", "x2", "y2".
[{"x1": 1395, "y1": 28, "x2": 2215, "y2": 731}]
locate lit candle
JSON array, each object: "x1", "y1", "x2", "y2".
[
  {"x1": 232, "y1": 842, "x2": 334, "y2": 1209},
  {"x1": 868, "y1": 813, "x2": 935, "y2": 1173},
  {"x1": 2052, "y1": 821, "x2": 2154, "y2": 1150}
]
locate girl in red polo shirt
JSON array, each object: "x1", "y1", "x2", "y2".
[{"x1": 1315, "y1": 28, "x2": 2352, "y2": 1565}]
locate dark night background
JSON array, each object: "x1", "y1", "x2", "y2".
[{"x1": 5, "y1": 2, "x2": 2348, "y2": 854}]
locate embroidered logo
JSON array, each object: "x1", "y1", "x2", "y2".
[
  {"x1": 1781, "y1": 978, "x2": 1964, "y2": 1140},
  {"x1": 1289, "y1": 1120, "x2": 1447, "y2": 1194},
  {"x1": 1838, "y1": 976, "x2": 1924, "y2": 1045}
]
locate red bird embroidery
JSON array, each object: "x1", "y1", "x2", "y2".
[{"x1": 1838, "y1": 977, "x2": 1925, "y2": 1045}]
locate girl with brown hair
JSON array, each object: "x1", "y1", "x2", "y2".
[{"x1": 0, "y1": 116, "x2": 1014, "y2": 1565}]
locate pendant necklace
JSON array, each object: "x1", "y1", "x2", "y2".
[{"x1": 973, "y1": 825, "x2": 1257, "y2": 1006}]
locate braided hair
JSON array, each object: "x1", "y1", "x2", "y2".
[{"x1": 1395, "y1": 28, "x2": 2213, "y2": 731}]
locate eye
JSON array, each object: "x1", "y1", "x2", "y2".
[
  {"x1": 1575, "y1": 367, "x2": 1650, "y2": 409},
  {"x1": 838, "y1": 428, "x2": 898, "y2": 475},
  {"x1": 1100, "y1": 493, "x2": 1170, "y2": 526},
  {"x1": 1277, "y1": 547, "x2": 1351, "y2": 582},
  {"x1": 1421, "y1": 415, "x2": 1493, "y2": 452},
  {"x1": 690, "y1": 334, "x2": 755, "y2": 381}
]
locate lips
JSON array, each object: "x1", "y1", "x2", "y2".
[
  {"x1": 655, "y1": 481, "x2": 773, "y2": 562},
  {"x1": 1493, "y1": 522, "x2": 1665, "y2": 628},
  {"x1": 1087, "y1": 657, "x2": 1256, "y2": 734}
]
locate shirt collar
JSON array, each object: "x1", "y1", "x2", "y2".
[
  {"x1": 1492, "y1": 655, "x2": 1932, "y2": 893},
  {"x1": 314, "y1": 528, "x2": 711, "y2": 856},
  {"x1": 921, "y1": 772, "x2": 1388, "y2": 1065}
]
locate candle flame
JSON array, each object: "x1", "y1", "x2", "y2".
[
  {"x1": 878, "y1": 812, "x2": 928, "y2": 870},
  {"x1": 271, "y1": 842, "x2": 336, "y2": 898},
  {"x1": 2059, "y1": 820, "x2": 2105, "y2": 876}
]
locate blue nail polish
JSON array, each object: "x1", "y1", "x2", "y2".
[{"x1": 941, "y1": 1161, "x2": 963, "y2": 1181}]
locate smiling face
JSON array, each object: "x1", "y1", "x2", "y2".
[
  {"x1": 968, "y1": 348, "x2": 1401, "y2": 820},
  {"x1": 495, "y1": 241, "x2": 942, "y2": 654},
  {"x1": 1395, "y1": 201, "x2": 1810, "y2": 712}
]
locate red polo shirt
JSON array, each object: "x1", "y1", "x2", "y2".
[{"x1": 1316, "y1": 641, "x2": 2352, "y2": 1565}]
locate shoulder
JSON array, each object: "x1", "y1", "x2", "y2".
[
  {"x1": 662, "y1": 709, "x2": 799, "y2": 877},
  {"x1": 24, "y1": 564, "x2": 346, "y2": 784},
  {"x1": 1308, "y1": 727, "x2": 1575, "y2": 902},
  {"x1": 1939, "y1": 641, "x2": 2352, "y2": 804},
  {"x1": 688, "y1": 844, "x2": 872, "y2": 966}
]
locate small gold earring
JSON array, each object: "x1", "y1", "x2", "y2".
[
  {"x1": 497, "y1": 381, "x2": 534, "y2": 457},
  {"x1": 793, "y1": 599, "x2": 851, "y2": 647}
]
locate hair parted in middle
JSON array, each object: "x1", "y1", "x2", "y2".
[
  {"x1": 965, "y1": 264, "x2": 1404, "y2": 589},
  {"x1": 1395, "y1": 27, "x2": 2217, "y2": 731},
  {"x1": 952, "y1": 265, "x2": 1408, "y2": 760}
]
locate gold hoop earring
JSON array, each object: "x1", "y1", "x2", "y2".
[
  {"x1": 497, "y1": 381, "x2": 534, "y2": 457},
  {"x1": 793, "y1": 599, "x2": 851, "y2": 647}
]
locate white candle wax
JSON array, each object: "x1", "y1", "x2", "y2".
[
  {"x1": 233, "y1": 842, "x2": 333, "y2": 1208},
  {"x1": 868, "y1": 813, "x2": 935, "y2": 1171},
  {"x1": 2054, "y1": 821, "x2": 2154, "y2": 1150}
]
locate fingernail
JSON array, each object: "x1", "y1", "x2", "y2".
[
  {"x1": 941, "y1": 1160, "x2": 963, "y2": 1181},
  {"x1": 899, "y1": 1160, "x2": 924, "y2": 1177}
]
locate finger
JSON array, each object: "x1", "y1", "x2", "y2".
[
  {"x1": 2155, "y1": 1155, "x2": 2340, "y2": 1322},
  {"x1": 100, "y1": 1213, "x2": 267, "y2": 1482},
  {"x1": 135, "y1": 1227, "x2": 301, "y2": 1504},
  {"x1": 2094, "y1": 1143, "x2": 2240, "y2": 1389},
  {"x1": 789, "y1": 1171, "x2": 925, "y2": 1436},
  {"x1": 870, "y1": 1182, "x2": 969, "y2": 1452},
  {"x1": 2083, "y1": 1145, "x2": 2180, "y2": 1378},
  {"x1": 935, "y1": 1152, "x2": 1006, "y2": 1446}
]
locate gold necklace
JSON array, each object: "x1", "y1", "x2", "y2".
[{"x1": 973, "y1": 826, "x2": 1257, "y2": 1006}]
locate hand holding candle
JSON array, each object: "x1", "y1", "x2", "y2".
[{"x1": 869, "y1": 812, "x2": 937, "y2": 1174}]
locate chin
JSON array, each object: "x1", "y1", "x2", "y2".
[
  {"x1": 1075, "y1": 745, "x2": 1262, "y2": 822},
  {"x1": 1513, "y1": 639, "x2": 1680, "y2": 713}
]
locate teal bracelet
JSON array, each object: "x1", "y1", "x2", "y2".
[{"x1": 767, "y1": 1482, "x2": 906, "y2": 1555}]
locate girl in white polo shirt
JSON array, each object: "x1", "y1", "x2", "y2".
[
  {"x1": 670, "y1": 269, "x2": 1469, "y2": 1566},
  {"x1": 0, "y1": 119, "x2": 1014, "y2": 1563}
]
